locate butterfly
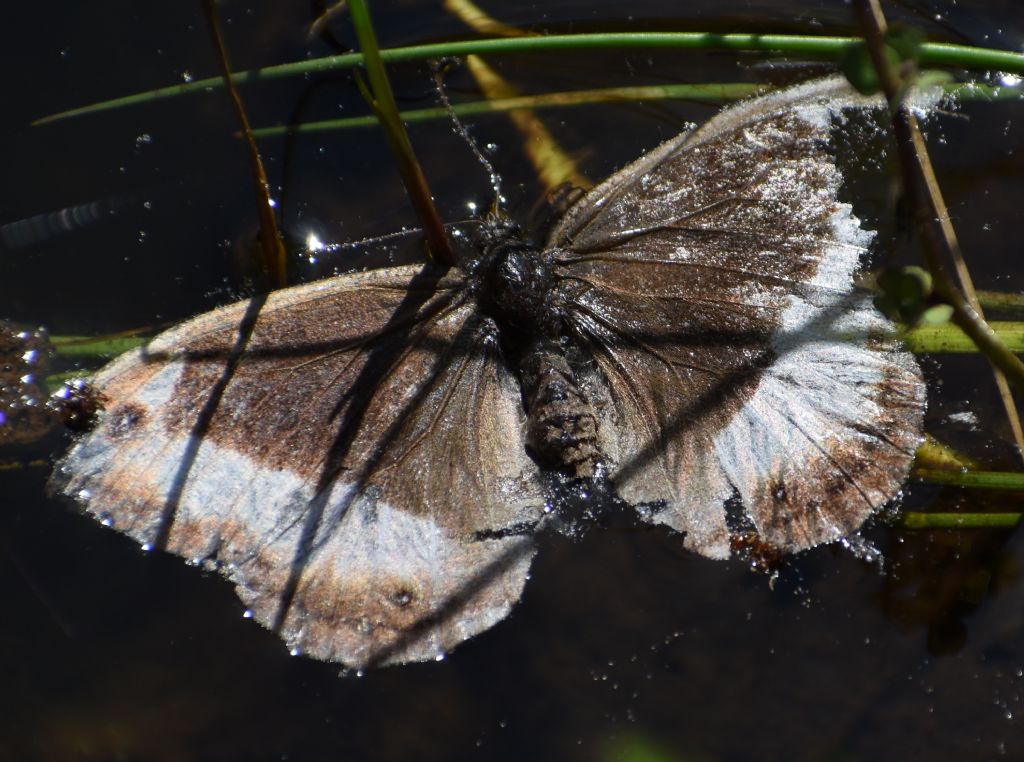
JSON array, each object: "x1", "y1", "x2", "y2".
[{"x1": 50, "y1": 76, "x2": 925, "y2": 668}]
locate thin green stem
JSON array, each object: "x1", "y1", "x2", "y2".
[
  {"x1": 913, "y1": 468, "x2": 1024, "y2": 490},
  {"x1": 897, "y1": 512, "x2": 1022, "y2": 529},
  {"x1": 248, "y1": 82, "x2": 766, "y2": 137},
  {"x1": 903, "y1": 321, "x2": 1024, "y2": 354},
  {"x1": 33, "y1": 33, "x2": 1024, "y2": 125},
  {"x1": 978, "y1": 290, "x2": 1024, "y2": 314},
  {"x1": 244, "y1": 79, "x2": 1019, "y2": 139},
  {"x1": 51, "y1": 335, "x2": 149, "y2": 357},
  {"x1": 45, "y1": 320, "x2": 1024, "y2": 360}
]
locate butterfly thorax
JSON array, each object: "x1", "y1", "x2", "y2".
[
  {"x1": 479, "y1": 238, "x2": 601, "y2": 478},
  {"x1": 480, "y1": 238, "x2": 560, "y2": 334}
]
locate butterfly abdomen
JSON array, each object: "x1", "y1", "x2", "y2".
[
  {"x1": 516, "y1": 338, "x2": 600, "y2": 477},
  {"x1": 480, "y1": 237, "x2": 601, "y2": 477}
]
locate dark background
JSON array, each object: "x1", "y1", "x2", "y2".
[{"x1": 2, "y1": 2, "x2": 1024, "y2": 760}]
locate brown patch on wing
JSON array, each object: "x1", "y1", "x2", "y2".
[
  {"x1": 52, "y1": 264, "x2": 545, "y2": 667},
  {"x1": 104, "y1": 402, "x2": 145, "y2": 439}
]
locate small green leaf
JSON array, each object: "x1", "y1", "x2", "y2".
[
  {"x1": 874, "y1": 293, "x2": 900, "y2": 321},
  {"x1": 917, "y1": 69, "x2": 955, "y2": 90},
  {"x1": 876, "y1": 266, "x2": 931, "y2": 316},
  {"x1": 875, "y1": 267, "x2": 952, "y2": 326},
  {"x1": 918, "y1": 303, "x2": 955, "y2": 326},
  {"x1": 841, "y1": 43, "x2": 882, "y2": 95},
  {"x1": 885, "y1": 25, "x2": 924, "y2": 65},
  {"x1": 898, "y1": 266, "x2": 933, "y2": 302}
]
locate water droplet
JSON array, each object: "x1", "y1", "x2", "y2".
[{"x1": 305, "y1": 232, "x2": 325, "y2": 253}]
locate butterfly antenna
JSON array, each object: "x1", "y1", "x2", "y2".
[{"x1": 431, "y1": 60, "x2": 504, "y2": 216}]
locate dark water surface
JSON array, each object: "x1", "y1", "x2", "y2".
[{"x1": 3, "y1": 2, "x2": 1024, "y2": 760}]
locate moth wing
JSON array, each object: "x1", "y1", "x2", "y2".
[
  {"x1": 52, "y1": 264, "x2": 543, "y2": 667},
  {"x1": 550, "y1": 77, "x2": 924, "y2": 557}
]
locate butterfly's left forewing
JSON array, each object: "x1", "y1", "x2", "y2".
[
  {"x1": 53, "y1": 264, "x2": 544, "y2": 667},
  {"x1": 548, "y1": 78, "x2": 925, "y2": 557}
]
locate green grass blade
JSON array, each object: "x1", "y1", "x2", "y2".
[
  {"x1": 50, "y1": 335, "x2": 148, "y2": 358},
  {"x1": 244, "y1": 78, "x2": 1020, "y2": 139},
  {"x1": 897, "y1": 512, "x2": 1022, "y2": 529},
  {"x1": 44, "y1": 321, "x2": 1024, "y2": 361},
  {"x1": 248, "y1": 82, "x2": 765, "y2": 138},
  {"x1": 903, "y1": 321, "x2": 1024, "y2": 354},
  {"x1": 914, "y1": 468, "x2": 1024, "y2": 490},
  {"x1": 33, "y1": 33, "x2": 1024, "y2": 125},
  {"x1": 977, "y1": 289, "x2": 1024, "y2": 314}
]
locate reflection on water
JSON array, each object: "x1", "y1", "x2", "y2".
[{"x1": 2, "y1": 1, "x2": 1024, "y2": 760}]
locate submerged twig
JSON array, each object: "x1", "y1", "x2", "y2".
[
  {"x1": 203, "y1": 0, "x2": 288, "y2": 290},
  {"x1": 308, "y1": 0, "x2": 349, "y2": 42},
  {"x1": 443, "y1": 0, "x2": 526, "y2": 38}
]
